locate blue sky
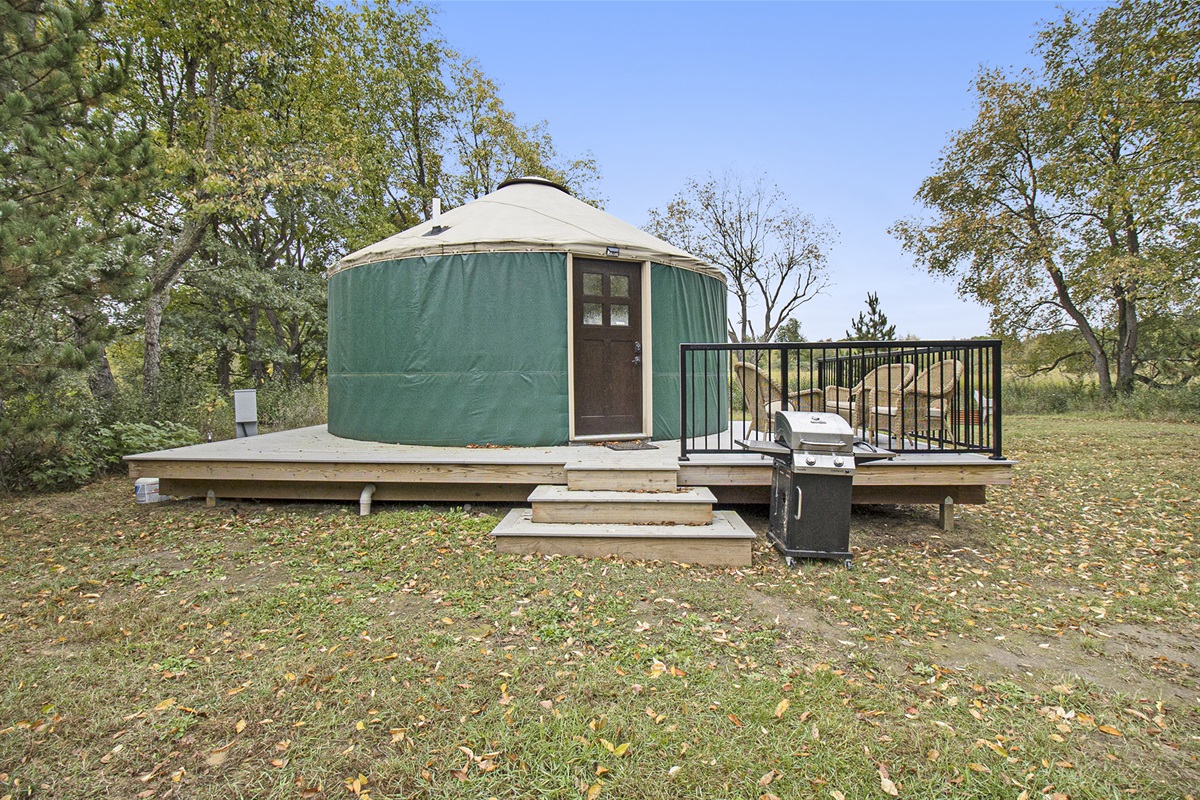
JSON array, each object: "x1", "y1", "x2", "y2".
[{"x1": 435, "y1": 1, "x2": 1104, "y2": 340}]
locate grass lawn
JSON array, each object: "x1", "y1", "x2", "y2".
[{"x1": 2, "y1": 415, "x2": 1198, "y2": 799}]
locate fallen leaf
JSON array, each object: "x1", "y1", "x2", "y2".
[
  {"x1": 759, "y1": 770, "x2": 776, "y2": 786},
  {"x1": 774, "y1": 699, "x2": 789, "y2": 718},
  {"x1": 878, "y1": 764, "x2": 898, "y2": 797},
  {"x1": 831, "y1": 792, "x2": 846, "y2": 800},
  {"x1": 586, "y1": 783, "x2": 602, "y2": 799},
  {"x1": 1098, "y1": 725, "x2": 1123, "y2": 737},
  {"x1": 235, "y1": 719, "x2": 246, "y2": 734},
  {"x1": 728, "y1": 713, "x2": 743, "y2": 728},
  {"x1": 967, "y1": 763, "x2": 991, "y2": 773},
  {"x1": 154, "y1": 698, "x2": 176, "y2": 712}
]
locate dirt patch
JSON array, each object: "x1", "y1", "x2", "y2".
[
  {"x1": 926, "y1": 626, "x2": 1200, "y2": 703},
  {"x1": 216, "y1": 559, "x2": 292, "y2": 592},
  {"x1": 743, "y1": 588, "x2": 866, "y2": 653},
  {"x1": 110, "y1": 548, "x2": 193, "y2": 574}
]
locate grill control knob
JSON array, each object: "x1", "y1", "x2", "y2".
[
  {"x1": 833, "y1": 456, "x2": 845, "y2": 467},
  {"x1": 805, "y1": 455, "x2": 816, "y2": 466}
]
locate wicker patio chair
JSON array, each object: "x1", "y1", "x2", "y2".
[
  {"x1": 871, "y1": 359, "x2": 964, "y2": 437},
  {"x1": 824, "y1": 363, "x2": 915, "y2": 430},
  {"x1": 732, "y1": 361, "x2": 823, "y2": 435}
]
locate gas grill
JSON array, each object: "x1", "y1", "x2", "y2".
[{"x1": 739, "y1": 411, "x2": 890, "y2": 569}]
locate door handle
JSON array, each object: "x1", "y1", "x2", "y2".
[
  {"x1": 632, "y1": 355, "x2": 642, "y2": 365},
  {"x1": 634, "y1": 342, "x2": 642, "y2": 352}
]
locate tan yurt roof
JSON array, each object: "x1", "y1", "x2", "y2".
[{"x1": 331, "y1": 176, "x2": 723, "y2": 281}]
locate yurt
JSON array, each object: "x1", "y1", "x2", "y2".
[{"x1": 326, "y1": 177, "x2": 727, "y2": 446}]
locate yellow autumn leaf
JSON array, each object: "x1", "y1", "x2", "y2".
[
  {"x1": 613, "y1": 742, "x2": 630, "y2": 757},
  {"x1": 967, "y1": 762, "x2": 991, "y2": 773},
  {"x1": 235, "y1": 719, "x2": 246, "y2": 733},
  {"x1": 154, "y1": 698, "x2": 176, "y2": 711},
  {"x1": 774, "y1": 698, "x2": 789, "y2": 718},
  {"x1": 1098, "y1": 724, "x2": 1123, "y2": 737},
  {"x1": 831, "y1": 791, "x2": 846, "y2": 800},
  {"x1": 586, "y1": 782, "x2": 602, "y2": 800},
  {"x1": 878, "y1": 765, "x2": 898, "y2": 797}
]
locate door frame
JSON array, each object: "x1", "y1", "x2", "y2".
[{"x1": 566, "y1": 253, "x2": 654, "y2": 441}]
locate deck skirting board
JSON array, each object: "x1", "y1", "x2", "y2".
[
  {"x1": 158, "y1": 479, "x2": 536, "y2": 503},
  {"x1": 134, "y1": 460, "x2": 564, "y2": 485}
]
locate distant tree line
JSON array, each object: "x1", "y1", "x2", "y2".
[
  {"x1": 0, "y1": 0, "x2": 598, "y2": 489},
  {"x1": 894, "y1": 0, "x2": 1199, "y2": 396}
]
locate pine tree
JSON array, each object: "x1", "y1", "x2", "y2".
[
  {"x1": 845, "y1": 292, "x2": 897, "y2": 341},
  {"x1": 0, "y1": 0, "x2": 151, "y2": 484}
]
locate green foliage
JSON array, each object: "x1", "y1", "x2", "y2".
[
  {"x1": 1006, "y1": 377, "x2": 1200, "y2": 420},
  {"x1": 773, "y1": 318, "x2": 806, "y2": 343},
  {"x1": 4, "y1": 403, "x2": 201, "y2": 493},
  {"x1": 893, "y1": 0, "x2": 1199, "y2": 397},
  {"x1": 844, "y1": 292, "x2": 896, "y2": 341}
]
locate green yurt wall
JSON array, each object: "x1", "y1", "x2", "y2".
[
  {"x1": 650, "y1": 264, "x2": 727, "y2": 440},
  {"x1": 327, "y1": 253, "x2": 570, "y2": 445}
]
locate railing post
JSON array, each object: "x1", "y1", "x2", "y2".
[
  {"x1": 990, "y1": 341, "x2": 1004, "y2": 460},
  {"x1": 679, "y1": 345, "x2": 690, "y2": 461}
]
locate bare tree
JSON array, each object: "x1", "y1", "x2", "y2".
[{"x1": 646, "y1": 173, "x2": 836, "y2": 342}]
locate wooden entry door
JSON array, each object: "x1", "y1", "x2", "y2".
[{"x1": 573, "y1": 259, "x2": 643, "y2": 437}]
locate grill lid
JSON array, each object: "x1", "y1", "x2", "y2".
[{"x1": 774, "y1": 411, "x2": 854, "y2": 453}]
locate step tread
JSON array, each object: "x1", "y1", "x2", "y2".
[
  {"x1": 492, "y1": 509, "x2": 756, "y2": 540},
  {"x1": 528, "y1": 485, "x2": 715, "y2": 504},
  {"x1": 564, "y1": 463, "x2": 680, "y2": 473}
]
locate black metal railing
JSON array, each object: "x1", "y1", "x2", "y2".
[{"x1": 679, "y1": 340, "x2": 1003, "y2": 460}]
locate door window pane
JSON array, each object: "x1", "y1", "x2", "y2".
[
  {"x1": 583, "y1": 272, "x2": 603, "y2": 295},
  {"x1": 610, "y1": 304, "x2": 630, "y2": 326},
  {"x1": 583, "y1": 303, "x2": 603, "y2": 326},
  {"x1": 611, "y1": 274, "x2": 629, "y2": 297}
]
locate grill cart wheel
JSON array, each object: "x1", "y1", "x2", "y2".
[{"x1": 844, "y1": 559, "x2": 854, "y2": 570}]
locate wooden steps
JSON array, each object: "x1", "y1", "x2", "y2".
[
  {"x1": 490, "y1": 461, "x2": 754, "y2": 567},
  {"x1": 493, "y1": 509, "x2": 755, "y2": 566},
  {"x1": 565, "y1": 463, "x2": 679, "y2": 491},
  {"x1": 528, "y1": 485, "x2": 715, "y2": 525}
]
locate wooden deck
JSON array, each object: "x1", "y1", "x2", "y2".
[{"x1": 126, "y1": 425, "x2": 1013, "y2": 508}]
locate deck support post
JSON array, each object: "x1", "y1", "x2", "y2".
[
  {"x1": 359, "y1": 483, "x2": 377, "y2": 516},
  {"x1": 206, "y1": 490, "x2": 216, "y2": 508},
  {"x1": 939, "y1": 495, "x2": 954, "y2": 531}
]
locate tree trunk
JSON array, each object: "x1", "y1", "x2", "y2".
[
  {"x1": 1046, "y1": 259, "x2": 1114, "y2": 396},
  {"x1": 88, "y1": 346, "x2": 118, "y2": 407},
  {"x1": 142, "y1": 214, "x2": 210, "y2": 404},
  {"x1": 70, "y1": 314, "x2": 117, "y2": 406},
  {"x1": 216, "y1": 346, "x2": 231, "y2": 394},
  {"x1": 1114, "y1": 212, "x2": 1141, "y2": 395},
  {"x1": 1114, "y1": 284, "x2": 1139, "y2": 395},
  {"x1": 143, "y1": 67, "x2": 221, "y2": 406}
]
